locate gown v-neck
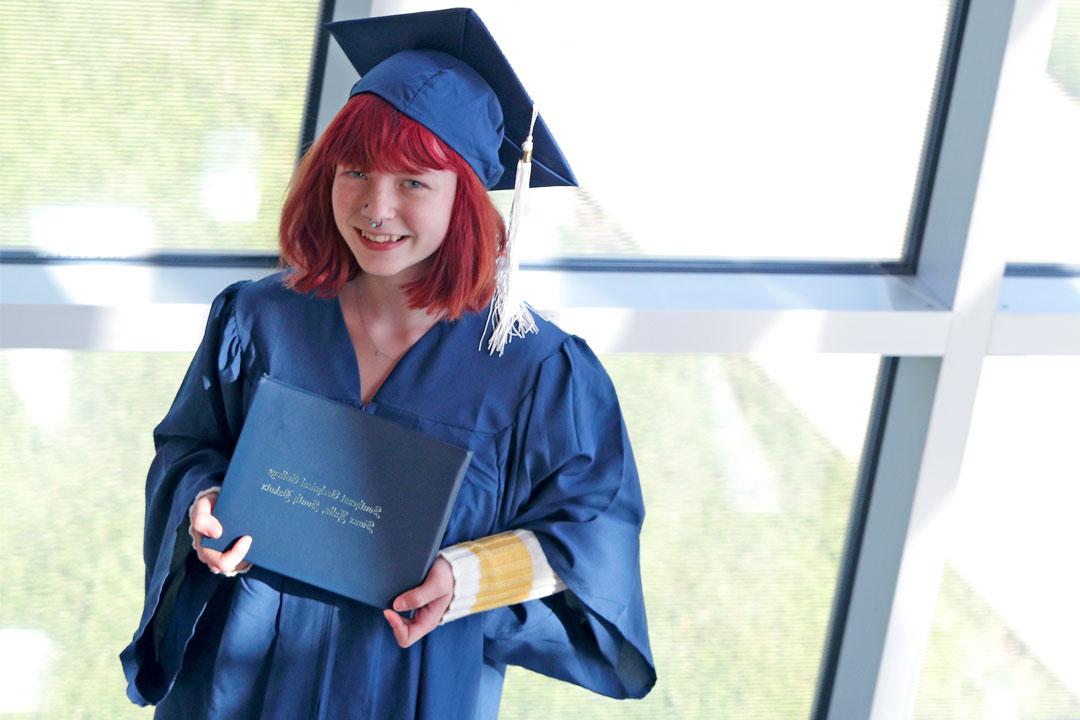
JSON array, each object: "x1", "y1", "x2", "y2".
[{"x1": 332, "y1": 292, "x2": 444, "y2": 406}]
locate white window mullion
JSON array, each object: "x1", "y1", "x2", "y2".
[{"x1": 824, "y1": 1, "x2": 1059, "y2": 718}]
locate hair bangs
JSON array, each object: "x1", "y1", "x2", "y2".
[{"x1": 327, "y1": 94, "x2": 456, "y2": 176}]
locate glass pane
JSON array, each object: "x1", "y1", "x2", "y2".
[
  {"x1": 1005, "y1": 0, "x2": 1080, "y2": 264},
  {"x1": 915, "y1": 357, "x2": 1080, "y2": 719},
  {"x1": 0, "y1": 350, "x2": 184, "y2": 717},
  {"x1": 0, "y1": 1, "x2": 318, "y2": 255},
  {"x1": 501, "y1": 353, "x2": 880, "y2": 717},
  {"x1": 351, "y1": 0, "x2": 951, "y2": 261},
  {"x1": 1, "y1": 350, "x2": 879, "y2": 716}
]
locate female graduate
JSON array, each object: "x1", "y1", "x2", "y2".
[{"x1": 120, "y1": 8, "x2": 654, "y2": 718}]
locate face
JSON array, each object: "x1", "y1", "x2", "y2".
[{"x1": 331, "y1": 163, "x2": 458, "y2": 283}]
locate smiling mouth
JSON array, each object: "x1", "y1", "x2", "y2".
[{"x1": 360, "y1": 229, "x2": 408, "y2": 244}]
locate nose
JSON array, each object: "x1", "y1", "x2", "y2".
[{"x1": 360, "y1": 176, "x2": 397, "y2": 225}]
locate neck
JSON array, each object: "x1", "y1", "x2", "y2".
[{"x1": 350, "y1": 274, "x2": 441, "y2": 334}]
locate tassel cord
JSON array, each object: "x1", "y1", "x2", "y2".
[{"x1": 483, "y1": 105, "x2": 541, "y2": 356}]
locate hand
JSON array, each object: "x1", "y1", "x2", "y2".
[
  {"x1": 190, "y1": 491, "x2": 253, "y2": 577},
  {"x1": 383, "y1": 557, "x2": 455, "y2": 648}
]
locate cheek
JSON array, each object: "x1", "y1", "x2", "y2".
[
  {"x1": 330, "y1": 181, "x2": 363, "y2": 221},
  {"x1": 432, "y1": 194, "x2": 456, "y2": 237},
  {"x1": 330, "y1": 186, "x2": 348, "y2": 221},
  {"x1": 436, "y1": 207, "x2": 454, "y2": 237}
]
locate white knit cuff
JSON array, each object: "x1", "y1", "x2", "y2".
[{"x1": 437, "y1": 529, "x2": 566, "y2": 625}]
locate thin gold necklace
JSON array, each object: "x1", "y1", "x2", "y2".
[{"x1": 353, "y1": 286, "x2": 401, "y2": 362}]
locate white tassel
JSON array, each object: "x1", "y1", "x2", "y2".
[{"x1": 483, "y1": 106, "x2": 541, "y2": 356}]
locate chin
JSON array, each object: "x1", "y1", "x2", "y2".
[{"x1": 356, "y1": 259, "x2": 435, "y2": 284}]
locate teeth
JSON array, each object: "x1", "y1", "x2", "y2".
[{"x1": 360, "y1": 229, "x2": 405, "y2": 243}]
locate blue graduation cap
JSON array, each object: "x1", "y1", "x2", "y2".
[{"x1": 325, "y1": 8, "x2": 576, "y2": 191}]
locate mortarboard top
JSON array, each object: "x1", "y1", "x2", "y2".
[{"x1": 326, "y1": 8, "x2": 577, "y2": 191}]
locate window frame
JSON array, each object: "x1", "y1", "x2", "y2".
[{"x1": 2, "y1": 1, "x2": 1076, "y2": 718}]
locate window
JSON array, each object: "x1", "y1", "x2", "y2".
[
  {"x1": 0, "y1": 2, "x2": 319, "y2": 255},
  {"x1": 3, "y1": 1, "x2": 1077, "y2": 717},
  {"x1": 915, "y1": 357, "x2": 1080, "y2": 718},
  {"x1": 317, "y1": 0, "x2": 954, "y2": 262},
  {"x1": 1005, "y1": 0, "x2": 1080, "y2": 265}
]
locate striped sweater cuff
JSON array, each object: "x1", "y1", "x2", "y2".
[{"x1": 438, "y1": 529, "x2": 566, "y2": 625}]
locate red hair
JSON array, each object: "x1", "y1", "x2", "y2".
[{"x1": 279, "y1": 93, "x2": 505, "y2": 318}]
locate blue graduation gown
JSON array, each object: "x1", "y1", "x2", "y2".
[{"x1": 120, "y1": 272, "x2": 655, "y2": 718}]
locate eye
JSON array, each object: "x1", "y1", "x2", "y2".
[
  {"x1": 402, "y1": 179, "x2": 425, "y2": 189},
  {"x1": 343, "y1": 169, "x2": 366, "y2": 179}
]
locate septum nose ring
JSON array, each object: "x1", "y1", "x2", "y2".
[{"x1": 362, "y1": 203, "x2": 383, "y2": 230}]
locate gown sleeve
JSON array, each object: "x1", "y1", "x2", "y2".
[
  {"x1": 119, "y1": 281, "x2": 251, "y2": 705},
  {"x1": 483, "y1": 335, "x2": 657, "y2": 699}
]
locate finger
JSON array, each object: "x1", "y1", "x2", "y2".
[
  {"x1": 219, "y1": 536, "x2": 253, "y2": 573},
  {"x1": 191, "y1": 500, "x2": 223, "y2": 539},
  {"x1": 392, "y1": 588, "x2": 422, "y2": 613},
  {"x1": 385, "y1": 599, "x2": 447, "y2": 649},
  {"x1": 191, "y1": 517, "x2": 223, "y2": 540},
  {"x1": 383, "y1": 609, "x2": 410, "y2": 648},
  {"x1": 193, "y1": 493, "x2": 214, "y2": 516},
  {"x1": 197, "y1": 547, "x2": 225, "y2": 574},
  {"x1": 191, "y1": 518, "x2": 225, "y2": 568},
  {"x1": 392, "y1": 572, "x2": 450, "y2": 613},
  {"x1": 407, "y1": 602, "x2": 443, "y2": 642}
]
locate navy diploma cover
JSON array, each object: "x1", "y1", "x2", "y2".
[{"x1": 202, "y1": 376, "x2": 472, "y2": 608}]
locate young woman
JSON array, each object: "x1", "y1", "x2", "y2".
[{"x1": 121, "y1": 9, "x2": 654, "y2": 718}]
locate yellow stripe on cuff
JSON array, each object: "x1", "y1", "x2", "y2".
[{"x1": 463, "y1": 532, "x2": 534, "y2": 613}]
